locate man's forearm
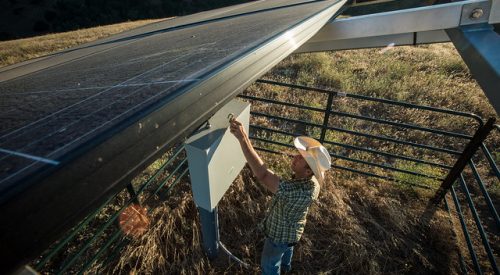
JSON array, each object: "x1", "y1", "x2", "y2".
[
  {"x1": 230, "y1": 118, "x2": 279, "y2": 192},
  {"x1": 238, "y1": 134, "x2": 267, "y2": 181}
]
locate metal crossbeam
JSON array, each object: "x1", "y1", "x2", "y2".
[{"x1": 298, "y1": 0, "x2": 494, "y2": 52}]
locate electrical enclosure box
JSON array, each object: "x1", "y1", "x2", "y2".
[{"x1": 185, "y1": 99, "x2": 250, "y2": 211}]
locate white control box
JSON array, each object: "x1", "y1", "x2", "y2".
[{"x1": 185, "y1": 99, "x2": 250, "y2": 211}]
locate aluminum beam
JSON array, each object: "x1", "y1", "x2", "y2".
[
  {"x1": 297, "y1": 30, "x2": 449, "y2": 52},
  {"x1": 351, "y1": 0, "x2": 394, "y2": 7},
  {"x1": 298, "y1": 0, "x2": 490, "y2": 52}
]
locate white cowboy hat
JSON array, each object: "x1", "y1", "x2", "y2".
[{"x1": 293, "y1": 136, "x2": 331, "y2": 184}]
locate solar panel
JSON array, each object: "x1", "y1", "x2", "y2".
[
  {"x1": 0, "y1": 0, "x2": 343, "y2": 195},
  {"x1": 0, "y1": 0, "x2": 346, "y2": 272}
]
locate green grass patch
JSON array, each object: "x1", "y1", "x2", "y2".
[{"x1": 393, "y1": 160, "x2": 444, "y2": 189}]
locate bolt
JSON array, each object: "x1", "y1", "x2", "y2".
[{"x1": 470, "y1": 8, "x2": 484, "y2": 20}]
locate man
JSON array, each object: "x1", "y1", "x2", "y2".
[{"x1": 229, "y1": 118, "x2": 331, "y2": 275}]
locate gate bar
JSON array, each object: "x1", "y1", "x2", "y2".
[{"x1": 433, "y1": 117, "x2": 496, "y2": 203}]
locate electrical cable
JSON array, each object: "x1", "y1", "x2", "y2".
[{"x1": 218, "y1": 241, "x2": 250, "y2": 269}]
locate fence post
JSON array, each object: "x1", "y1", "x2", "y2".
[
  {"x1": 126, "y1": 183, "x2": 141, "y2": 204},
  {"x1": 433, "y1": 117, "x2": 496, "y2": 203},
  {"x1": 320, "y1": 92, "x2": 335, "y2": 143}
]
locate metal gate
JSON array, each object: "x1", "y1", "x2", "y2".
[{"x1": 31, "y1": 79, "x2": 499, "y2": 274}]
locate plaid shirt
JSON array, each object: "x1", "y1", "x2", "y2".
[{"x1": 263, "y1": 176, "x2": 320, "y2": 244}]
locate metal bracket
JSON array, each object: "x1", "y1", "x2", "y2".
[{"x1": 460, "y1": 1, "x2": 491, "y2": 26}]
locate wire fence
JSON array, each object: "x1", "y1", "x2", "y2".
[{"x1": 241, "y1": 79, "x2": 486, "y2": 189}]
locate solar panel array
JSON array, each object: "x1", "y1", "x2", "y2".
[{"x1": 0, "y1": 1, "x2": 346, "y2": 272}]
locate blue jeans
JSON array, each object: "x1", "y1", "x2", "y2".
[{"x1": 261, "y1": 238, "x2": 294, "y2": 275}]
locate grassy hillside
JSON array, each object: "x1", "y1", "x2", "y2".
[
  {"x1": 0, "y1": 0, "x2": 251, "y2": 41},
  {"x1": 0, "y1": 19, "x2": 163, "y2": 67},
  {"x1": 2, "y1": 19, "x2": 498, "y2": 274}
]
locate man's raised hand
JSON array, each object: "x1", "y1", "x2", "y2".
[{"x1": 229, "y1": 118, "x2": 246, "y2": 141}]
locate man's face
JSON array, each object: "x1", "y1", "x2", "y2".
[{"x1": 291, "y1": 154, "x2": 312, "y2": 176}]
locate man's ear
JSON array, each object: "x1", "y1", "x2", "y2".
[{"x1": 306, "y1": 168, "x2": 314, "y2": 177}]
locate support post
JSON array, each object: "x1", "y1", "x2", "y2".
[
  {"x1": 198, "y1": 207, "x2": 220, "y2": 260},
  {"x1": 320, "y1": 92, "x2": 335, "y2": 143},
  {"x1": 433, "y1": 117, "x2": 496, "y2": 203},
  {"x1": 446, "y1": 24, "x2": 500, "y2": 115},
  {"x1": 126, "y1": 183, "x2": 140, "y2": 205}
]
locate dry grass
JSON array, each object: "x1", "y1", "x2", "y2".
[
  {"x1": 93, "y1": 153, "x2": 461, "y2": 274},
  {"x1": 270, "y1": 44, "x2": 496, "y2": 119},
  {"x1": 0, "y1": 19, "x2": 163, "y2": 68}
]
